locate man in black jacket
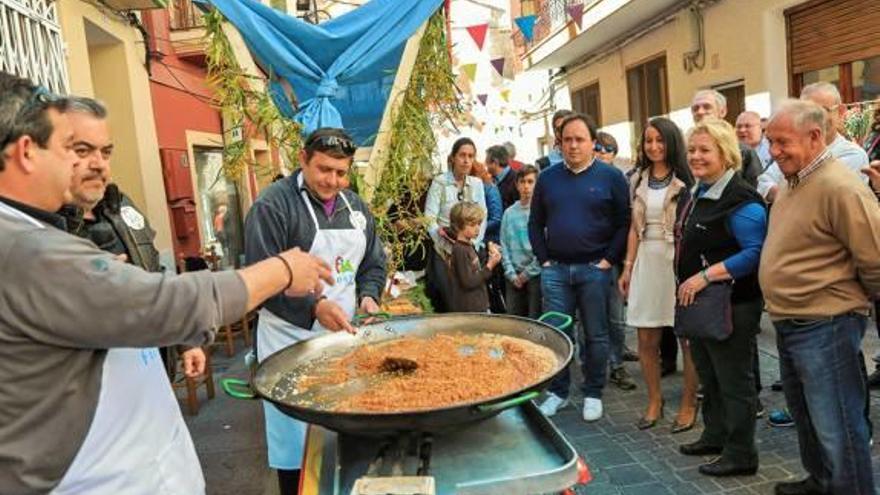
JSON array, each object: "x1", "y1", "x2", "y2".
[
  {"x1": 691, "y1": 90, "x2": 762, "y2": 187},
  {"x1": 60, "y1": 97, "x2": 206, "y2": 377}
]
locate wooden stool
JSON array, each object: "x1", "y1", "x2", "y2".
[
  {"x1": 218, "y1": 312, "x2": 256, "y2": 357},
  {"x1": 172, "y1": 347, "x2": 215, "y2": 416}
]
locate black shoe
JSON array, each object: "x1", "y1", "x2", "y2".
[
  {"x1": 622, "y1": 346, "x2": 639, "y2": 362},
  {"x1": 698, "y1": 457, "x2": 757, "y2": 477},
  {"x1": 679, "y1": 440, "x2": 723, "y2": 456},
  {"x1": 671, "y1": 401, "x2": 700, "y2": 434},
  {"x1": 774, "y1": 477, "x2": 826, "y2": 495},
  {"x1": 609, "y1": 366, "x2": 637, "y2": 391},
  {"x1": 771, "y1": 379, "x2": 784, "y2": 391},
  {"x1": 868, "y1": 369, "x2": 880, "y2": 389},
  {"x1": 637, "y1": 399, "x2": 664, "y2": 430}
]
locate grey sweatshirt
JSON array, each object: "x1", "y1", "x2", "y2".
[{"x1": 0, "y1": 202, "x2": 248, "y2": 494}]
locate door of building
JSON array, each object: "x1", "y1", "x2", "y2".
[{"x1": 193, "y1": 147, "x2": 245, "y2": 269}]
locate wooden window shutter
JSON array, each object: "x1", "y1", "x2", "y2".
[{"x1": 786, "y1": 0, "x2": 880, "y2": 75}]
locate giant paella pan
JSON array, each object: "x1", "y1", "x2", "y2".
[{"x1": 222, "y1": 312, "x2": 573, "y2": 436}]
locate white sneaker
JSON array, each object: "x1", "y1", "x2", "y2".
[
  {"x1": 538, "y1": 392, "x2": 569, "y2": 417},
  {"x1": 582, "y1": 398, "x2": 603, "y2": 422}
]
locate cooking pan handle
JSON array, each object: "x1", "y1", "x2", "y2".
[
  {"x1": 475, "y1": 390, "x2": 540, "y2": 413},
  {"x1": 220, "y1": 378, "x2": 258, "y2": 400},
  {"x1": 351, "y1": 312, "x2": 392, "y2": 325},
  {"x1": 538, "y1": 311, "x2": 573, "y2": 331}
]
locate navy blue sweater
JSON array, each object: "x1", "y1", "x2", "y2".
[{"x1": 528, "y1": 160, "x2": 631, "y2": 265}]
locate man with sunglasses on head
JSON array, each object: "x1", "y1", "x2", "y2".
[
  {"x1": 244, "y1": 127, "x2": 387, "y2": 493},
  {"x1": 57, "y1": 96, "x2": 208, "y2": 379},
  {"x1": 0, "y1": 71, "x2": 336, "y2": 494}
]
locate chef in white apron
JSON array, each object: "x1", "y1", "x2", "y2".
[{"x1": 244, "y1": 128, "x2": 386, "y2": 494}]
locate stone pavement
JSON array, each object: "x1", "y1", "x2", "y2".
[
  {"x1": 547, "y1": 314, "x2": 880, "y2": 495},
  {"x1": 184, "y1": 314, "x2": 880, "y2": 494},
  {"x1": 183, "y1": 347, "x2": 274, "y2": 495}
]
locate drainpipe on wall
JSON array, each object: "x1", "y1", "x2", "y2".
[{"x1": 682, "y1": 1, "x2": 708, "y2": 74}]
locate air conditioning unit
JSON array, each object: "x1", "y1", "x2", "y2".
[{"x1": 101, "y1": 0, "x2": 169, "y2": 10}]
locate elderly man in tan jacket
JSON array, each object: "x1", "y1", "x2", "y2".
[{"x1": 760, "y1": 99, "x2": 880, "y2": 495}]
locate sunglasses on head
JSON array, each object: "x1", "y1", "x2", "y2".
[
  {"x1": 0, "y1": 86, "x2": 63, "y2": 151},
  {"x1": 305, "y1": 134, "x2": 357, "y2": 156},
  {"x1": 594, "y1": 143, "x2": 617, "y2": 154}
]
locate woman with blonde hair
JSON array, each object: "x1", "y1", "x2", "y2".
[{"x1": 675, "y1": 118, "x2": 767, "y2": 477}]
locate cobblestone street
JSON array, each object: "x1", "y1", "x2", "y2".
[
  {"x1": 549, "y1": 315, "x2": 880, "y2": 495},
  {"x1": 188, "y1": 315, "x2": 880, "y2": 494}
]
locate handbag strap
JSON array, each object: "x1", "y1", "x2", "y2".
[{"x1": 673, "y1": 194, "x2": 696, "y2": 284}]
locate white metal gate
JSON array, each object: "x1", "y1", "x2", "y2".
[{"x1": 0, "y1": 0, "x2": 68, "y2": 93}]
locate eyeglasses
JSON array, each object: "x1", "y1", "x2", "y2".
[
  {"x1": 594, "y1": 144, "x2": 617, "y2": 154},
  {"x1": 0, "y1": 86, "x2": 63, "y2": 151},
  {"x1": 305, "y1": 134, "x2": 357, "y2": 156}
]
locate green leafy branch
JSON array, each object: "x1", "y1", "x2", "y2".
[
  {"x1": 203, "y1": 9, "x2": 302, "y2": 182},
  {"x1": 371, "y1": 10, "x2": 462, "y2": 276}
]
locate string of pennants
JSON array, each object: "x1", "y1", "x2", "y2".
[
  {"x1": 460, "y1": 2, "x2": 586, "y2": 107},
  {"x1": 513, "y1": 3, "x2": 585, "y2": 43}
]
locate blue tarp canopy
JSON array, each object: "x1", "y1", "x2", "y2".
[{"x1": 199, "y1": 0, "x2": 443, "y2": 146}]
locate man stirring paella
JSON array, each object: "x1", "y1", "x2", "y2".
[{"x1": 244, "y1": 127, "x2": 387, "y2": 493}]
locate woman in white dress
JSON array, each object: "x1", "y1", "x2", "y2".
[{"x1": 619, "y1": 117, "x2": 699, "y2": 432}]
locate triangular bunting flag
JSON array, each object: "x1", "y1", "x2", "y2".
[
  {"x1": 477, "y1": 94, "x2": 488, "y2": 106},
  {"x1": 461, "y1": 63, "x2": 477, "y2": 82},
  {"x1": 466, "y1": 23, "x2": 489, "y2": 51},
  {"x1": 490, "y1": 58, "x2": 506, "y2": 77},
  {"x1": 514, "y1": 15, "x2": 537, "y2": 42},
  {"x1": 500, "y1": 89, "x2": 511, "y2": 102},
  {"x1": 567, "y1": 4, "x2": 584, "y2": 29}
]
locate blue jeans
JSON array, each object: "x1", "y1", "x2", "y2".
[
  {"x1": 606, "y1": 265, "x2": 627, "y2": 368},
  {"x1": 774, "y1": 313, "x2": 874, "y2": 494},
  {"x1": 542, "y1": 262, "x2": 611, "y2": 399}
]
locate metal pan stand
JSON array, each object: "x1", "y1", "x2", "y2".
[{"x1": 299, "y1": 401, "x2": 586, "y2": 495}]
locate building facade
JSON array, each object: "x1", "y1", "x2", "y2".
[
  {"x1": 55, "y1": 0, "x2": 177, "y2": 268},
  {"x1": 518, "y1": 0, "x2": 880, "y2": 161}
]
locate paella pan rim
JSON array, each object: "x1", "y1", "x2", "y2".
[{"x1": 253, "y1": 312, "x2": 574, "y2": 418}]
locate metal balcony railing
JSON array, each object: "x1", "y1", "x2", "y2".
[
  {"x1": 169, "y1": 0, "x2": 205, "y2": 30},
  {"x1": 0, "y1": 0, "x2": 69, "y2": 93}
]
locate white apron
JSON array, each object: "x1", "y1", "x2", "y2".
[
  {"x1": 53, "y1": 348, "x2": 204, "y2": 494},
  {"x1": 0, "y1": 202, "x2": 203, "y2": 494},
  {"x1": 258, "y1": 185, "x2": 367, "y2": 469}
]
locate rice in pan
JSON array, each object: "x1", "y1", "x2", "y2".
[{"x1": 295, "y1": 333, "x2": 558, "y2": 413}]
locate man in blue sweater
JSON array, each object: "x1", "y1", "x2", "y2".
[{"x1": 529, "y1": 113, "x2": 631, "y2": 421}]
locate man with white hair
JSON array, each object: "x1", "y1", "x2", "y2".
[
  {"x1": 757, "y1": 82, "x2": 869, "y2": 202},
  {"x1": 760, "y1": 99, "x2": 879, "y2": 495},
  {"x1": 690, "y1": 90, "x2": 763, "y2": 186},
  {"x1": 736, "y1": 111, "x2": 772, "y2": 168}
]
